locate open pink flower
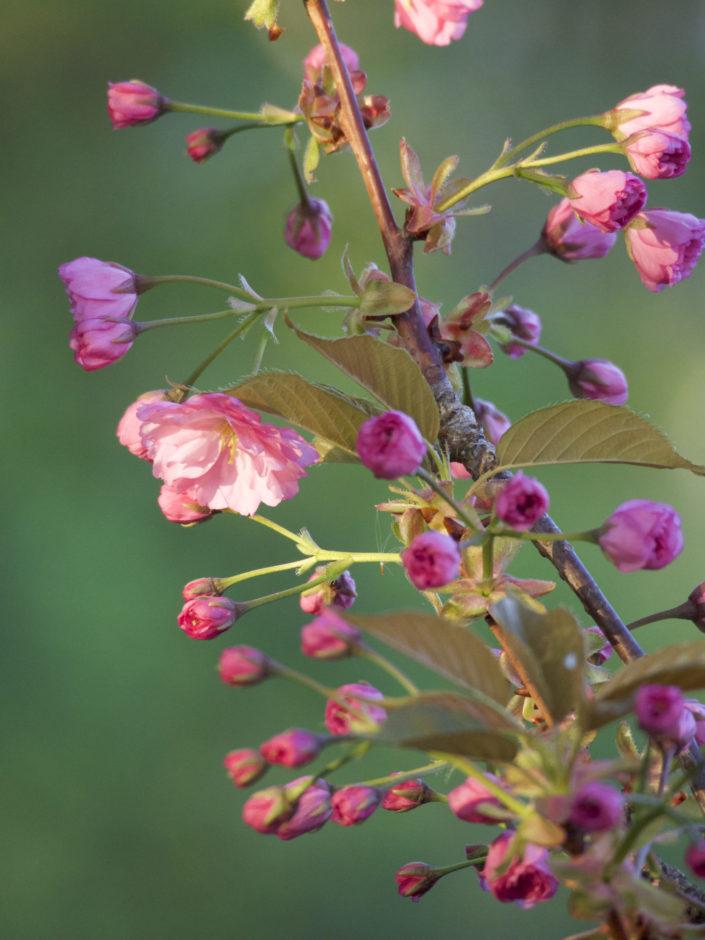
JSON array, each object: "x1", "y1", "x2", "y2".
[
  {"x1": 479, "y1": 832, "x2": 559, "y2": 909},
  {"x1": 394, "y1": 0, "x2": 484, "y2": 46},
  {"x1": 117, "y1": 390, "x2": 167, "y2": 459},
  {"x1": 625, "y1": 209, "x2": 705, "y2": 292},
  {"x1": 610, "y1": 85, "x2": 690, "y2": 143},
  {"x1": 137, "y1": 393, "x2": 318, "y2": 516}
]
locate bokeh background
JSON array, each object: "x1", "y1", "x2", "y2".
[{"x1": 4, "y1": 1, "x2": 705, "y2": 937}]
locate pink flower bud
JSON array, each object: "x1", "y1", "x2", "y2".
[
  {"x1": 565, "y1": 358, "x2": 628, "y2": 405},
  {"x1": 475, "y1": 398, "x2": 511, "y2": 445},
  {"x1": 495, "y1": 471, "x2": 549, "y2": 531},
  {"x1": 623, "y1": 130, "x2": 690, "y2": 180},
  {"x1": 625, "y1": 209, "x2": 705, "y2": 292},
  {"x1": 218, "y1": 646, "x2": 272, "y2": 686},
  {"x1": 583, "y1": 626, "x2": 613, "y2": 666},
  {"x1": 688, "y1": 583, "x2": 705, "y2": 631},
  {"x1": 300, "y1": 609, "x2": 361, "y2": 660},
  {"x1": 674, "y1": 707, "x2": 697, "y2": 753},
  {"x1": 635, "y1": 684, "x2": 685, "y2": 736},
  {"x1": 496, "y1": 304, "x2": 541, "y2": 358},
  {"x1": 331, "y1": 786, "x2": 381, "y2": 826},
  {"x1": 116, "y1": 390, "x2": 167, "y2": 459},
  {"x1": 401, "y1": 531, "x2": 461, "y2": 590},
  {"x1": 540, "y1": 198, "x2": 617, "y2": 262},
  {"x1": 276, "y1": 777, "x2": 332, "y2": 840},
  {"x1": 610, "y1": 85, "x2": 690, "y2": 143},
  {"x1": 242, "y1": 785, "x2": 293, "y2": 834},
  {"x1": 599, "y1": 499, "x2": 683, "y2": 573},
  {"x1": 324, "y1": 682, "x2": 387, "y2": 735},
  {"x1": 157, "y1": 484, "x2": 214, "y2": 524},
  {"x1": 381, "y1": 776, "x2": 433, "y2": 812},
  {"x1": 356, "y1": 410, "x2": 426, "y2": 479},
  {"x1": 395, "y1": 861, "x2": 441, "y2": 901},
  {"x1": 107, "y1": 80, "x2": 168, "y2": 129},
  {"x1": 69, "y1": 317, "x2": 138, "y2": 371},
  {"x1": 568, "y1": 170, "x2": 647, "y2": 233},
  {"x1": 259, "y1": 728, "x2": 322, "y2": 768},
  {"x1": 284, "y1": 197, "x2": 333, "y2": 260},
  {"x1": 479, "y1": 832, "x2": 559, "y2": 909},
  {"x1": 177, "y1": 595, "x2": 241, "y2": 640},
  {"x1": 394, "y1": 0, "x2": 484, "y2": 47},
  {"x1": 224, "y1": 748, "x2": 267, "y2": 787},
  {"x1": 447, "y1": 774, "x2": 507, "y2": 823},
  {"x1": 299, "y1": 568, "x2": 357, "y2": 615},
  {"x1": 59, "y1": 257, "x2": 139, "y2": 321},
  {"x1": 686, "y1": 840, "x2": 705, "y2": 878},
  {"x1": 185, "y1": 127, "x2": 225, "y2": 164},
  {"x1": 182, "y1": 578, "x2": 221, "y2": 600},
  {"x1": 303, "y1": 42, "x2": 359, "y2": 83},
  {"x1": 568, "y1": 781, "x2": 623, "y2": 832}
]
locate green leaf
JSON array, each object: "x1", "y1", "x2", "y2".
[
  {"x1": 585, "y1": 640, "x2": 705, "y2": 730},
  {"x1": 366, "y1": 691, "x2": 519, "y2": 761},
  {"x1": 495, "y1": 401, "x2": 705, "y2": 475},
  {"x1": 489, "y1": 596, "x2": 585, "y2": 724},
  {"x1": 358, "y1": 280, "x2": 417, "y2": 318},
  {"x1": 288, "y1": 324, "x2": 440, "y2": 443},
  {"x1": 303, "y1": 134, "x2": 320, "y2": 183},
  {"x1": 224, "y1": 372, "x2": 379, "y2": 454},
  {"x1": 346, "y1": 611, "x2": 510, "y2": 705}
]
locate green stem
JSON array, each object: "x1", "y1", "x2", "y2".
[
  {"x1": 251, "y1": 329, "x2": 269, "y2": 376},
  {"x1": 488, "y1": 241, "x2": 544, "y2": 292},
  {"x1": 135, "y1": 308, "x2": 250, "y2": 332},
  {"x1": 356, "y1": 644, "x2": 419, "y2": 695},
  {"x1": 415, "y1": 467, "x2": 484, "y2": 533},
  {"x1": 492, "y1": 527, "x2": 600, "y2": 545},
  {"x1": 627, "y1": 602, "x2": 693, "y2": 631},
  {"x1": 246, "y1": 570, "x2": 335, "y2": 610},
  {"x1": 288, "y1": 148, "x2": 310, "y2": 206},
  {"x1": 499, "y1": 114, "x2": 608, "y2": 165},
  {"x1": 314, "y1": 551, "x2": 402, "y2": 565},
  {"x1": 482, "y1": 535, "x2": 494, "y2": 581},
  {"x1": 219, "y1": 559, "x2": 312, "y2": 589},
  {"x1": 250, "y1": 514, "x2": 309, "y2": 545},
  {"x1": 524, "y1": 141, "x2": 624, "y2": 169},
  {"x1": 362, "y1": 759, "x2": 448, "y2": 789},
  {"x1": 168, "y1": 100, "x2": 302, "y2": 124},
  {"x1": 314, "y1": 741, "x2": 371, "y2": 779},
  {"x1": 460, "y1": 366, "x2": 475, "y2": 410},
  {"x1": 180, "y1": 315, "x2": 260, "y2": 389},
  {"x1": 138, "y1": 274, "x2": 249, "y2": 296}
]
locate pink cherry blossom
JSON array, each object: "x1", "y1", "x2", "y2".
[
  {"x1": 117, "y1": 390, "x2": 167, "y2": 459},
  {"x1": 625, "y1": 208, "x2": 705, "y2": 292},
  {"x1": 479, "y1": 832, "x2": 559, "y2": 909},
  {"x1": 69, "y1": 317, "x2": 137, "y2": 371},
  {"x1": 59, "y1": 257, "x2": 139, "y2": 321},
  {"x1": 157, "y1": 483, "x2": 214, "y2": 524},
  {"x1": 285, "y1": 198, "x2": 333, "y2": 260},
  {"x1": 402, "y1": 531, "x2": 461, "y2": 589},
  {"x1": 178, "y1": 595, "x2": 242, "y2": 640},
  {"x1": 107, "y1": 80, "x2": 167, "y2": 129},
  {"x1": 495, "y1": 472, "x2": 549, "y2": 531},
  {"x1": 568, "y1": 782, "x2": 624, "y2": 832},
  {"x1": 259, "y1": 729, "x2": 322, "y2": 768},
  {"x1": 568, "y1": 170, "x2": 647, "y2": 234},
  {"x1": 635, "y1": 684, "x2": 685, "y2": 736},
  {"x1": 303, "y1": 42, "x2": 359, "y2": 83},
  {"x1": 218, "y1": 646, "x2": 272, "y2": 685},
  {"x1": 137, "y1": 393, "x2": 318, "y2": 516},
  {"x1": 381, "y1": 775, "x2": 433, "y2": 812},
  {"x1": 540, "y1": 198, "x2": 617, "y2": 262},
  {"x1": 394, "y1": 0, "x2": 484, "y2": 46},
  {"x1": 599, "y1": 499, "x2": 683, "y2": 572},
  {"x1": 623, "y1": 130, "x2": 690, "y2": 180},
  {"x1": 611, "y1": 84, "x2": 690, "y2": 142},
  {"x1": 356, "y1": 410, "x2": 426, "y2": 479}
]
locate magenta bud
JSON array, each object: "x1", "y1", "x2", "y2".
[
  {"x1": 496, "y1": 304, "x2": 541, "y2": 359},
  {"x1": 635, "y1": 683, "x2": 685, "y2": 736},
  {"x1": 242, "y1": 785, "x2": 293, "y2": 834},
  {"x1": 686, "y1": 840, "x2": 705, "y2": 878},
  {"x1": 285, "y1": 197, "x2": 333, "y2": 260},
  {"x1": 224, "y1": 748, "x2": 268, "y2": 788},
  {"x1": 299, "y1": 568, "x2": 357, "y2": 615},
  {"x1": 303, "y1": 42, "x2": 359, "y2": 82},
  {"x1": 218, "y1": 646, "x2": 272, "y2": 686},
  {"x1": 568, "y1": 781, "x2": 623, "y2": 832},
  {"x1": 324, "y1": 682, "x2": 387, "y2": 736},
  {"x1": 494, "y1": 471, "x2": 549, "y2": 531},
  {"x1": 401, "y1": 531, "x2": 461, "y2": 590},
  {"x1": 688, "y1": 583, "x2": 705, "y2": 631},
  {"x1": 178, "y1": 595, "x2": 242, "y2": 640},
  {"x1": 259, "y1": 728, "x2": 322, "y2": 768},
  {"x1": 395, "y1": 862, "x2": 441, "y2": 901},
  {"x1": 599, "y1": 499, "x2": 683, "y2": 573},
  {"x1": 331, "y1": 786, "x2": 381, "y2": 826},
  {"x1": 565, "y1": 358, "x2": 628, "y2": 406},
  {"x1": 182, "y1": 578, "x2": 222, "y2": 600},
  {"x1": 277, "y1": 777, "x2": 332, "y2": 841},
  {"x1": 447, "y1": 775, "x2": 507, "y2": 824},
  {"x1": 568, "y1": 169, "x2": 647, "y2": 233},
  {"x1": 479, "y1": 833, "x2": 559, "y2": 909},
  {"x1": 107, "y1": 80, "x2": 168, "y2": 129},
  {"x1": 381, "y1": 775, "x2": 433, "y2": 812},
  {"x1": 300, "y1": 609, "x2": 361, "y2": 660},
  {"x1": 623, "y1": 130, "x2": 690, "y2": 180},
  {"x1": 474, "y1": 397, "x2": 511, "y2": 445},
  {"x1": 356, "y1": 410, "x2": 426, "y2": 479},
  {"x1": 185, "y1": 127, "x2": 225, "y2": 164},
  {"x1": 540, "y1": 198, "x2": 617, "y2": 262},
  {"x1": 158, "y1": 484, "x2": 214, "y2": 524},
  {"x1": 68, "y1": 317, "x2": 138, "y2": 371}
]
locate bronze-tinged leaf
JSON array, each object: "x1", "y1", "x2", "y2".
[
  {"x1": 495, "y1": 401, "x2": 705, "y2": 476},
  {"x1": 489, "y1": 597, "x2": 585, "y2": 724},
  {"x1": 346, "y1": 611, "x2": 510, "y2": 705},
  {"x1": 223, "y1": 372, "x2": 379, "y2": 454},
  {"x1": 288, "y1": 324, "x2": 441, "y2": 443},
  {"x1": 584, "y1": 640, "x2": 705, "y2": 730},
  {"x1": 366, "y1": 691, "x2": 519, "y2": 761}
]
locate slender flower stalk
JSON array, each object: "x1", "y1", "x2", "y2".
[
  {"x1": 356, "y1": 645, "x2": 419, "y2": 695},
  {"x1": 626, "y1": 601, "x2": 694, "y2": 631},
  {"x1": 488, "y1": 242, "x2": 544, "y2": 292},
  {"x1": 168, "y1": 100, "x2": 302, "y2": 124},
  {"x1": 498, "y1": 114, "x2": 610, "y2": 165},
  {"x1": 415, "y1": 467, "x2": 484, "y2": 532}
]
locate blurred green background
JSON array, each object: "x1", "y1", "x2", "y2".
[{"x1": 4, "y1": 1, "x2": 705, "y2": 937}]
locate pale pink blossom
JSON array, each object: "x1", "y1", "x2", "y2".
[
  {"x1": 568, "y1": 170, "x2": 647, "y2": 233},
  {"x1": 116, "y1": 390, "x2": 167, "y2": 459},
  {"x1": 303, "y1": 42, "x2": 359, "y2": 83},
  {"x1": 625, "y1": 208, "x2": 705, "y2": 292},
  {"x1": 394, "y1": 0, "x2": 484, "y2": 46},
  {"x1": 137, "y1": 393, "x2": 318, "y2": 516},
  {"x1": 59, "y1": 257, "x2": 139, "y2": 321},
  {"x1": 611, "y1": 85, "x2": 690, "y2": 143}
]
